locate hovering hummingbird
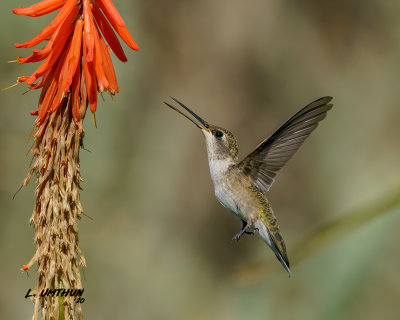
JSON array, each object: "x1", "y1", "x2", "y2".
[{"x1": 165, "y1": 96, "x2": 333, "y2": 275}]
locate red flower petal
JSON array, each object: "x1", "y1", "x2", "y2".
[
  {"x1": 37, "y1": 51, "x2": 67, "y2": 124},
  {"x1": 92, "y1": 3, "x2": 127, "y2": 62},
  {"x1": 92, "y1": 23, "x2": 109, "y2": 92},
  {"x1": 96, "y1": 0, "x2": 139, "y2": 51},
  {"x1": 21, "y1": 8, "x2": 76, "y2": 85},
  {"x1": 17, "y1": 7, "x2": 77, "y2": 64},
  {"x1": 99, "y1": 37, "x2": 119, "y2": 94},
  {"x1": 82, "y1": 44, "x2": 98, "y2": 113},
  {"x1": 113, "y1": 25, "x2": 139, "y2": 51},
  {"x1": 83, "y1": 0, "x2": 95, "y2": 62},
  {"x1": 13, "y1": 0, "x2": 66, "y2": 17},
  {"x1": 18, "y1": 76, "x2": 29, "y2": 83},
  {"x1": 60, "y1": 19, "x2": 83, "y2": 91},
  {"x1": 14, "y1": 0, "x2": 77, "y2": 48},
  {"x1": 96, "y1": 0, "x2": 125, "y2": 27}
]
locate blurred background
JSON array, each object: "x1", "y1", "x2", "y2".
[{"x1": 1, "y1": 0, "x2": 400, "y2": 319}]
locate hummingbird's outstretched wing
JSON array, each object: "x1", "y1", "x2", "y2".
[{"x1": 238, "y1": 96, "x2": 333, "y2": 193}]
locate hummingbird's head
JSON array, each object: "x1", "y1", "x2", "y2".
[
  {"x1": 201, "y1": 125, "x2": 238, "y2": 162},
  {"x1": 165, "y1": 98, "x2": 239, "y2": 162}
]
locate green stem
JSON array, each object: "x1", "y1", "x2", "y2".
[{"x1": 59, "y1": 282, "x2": 65, "y2": 320}]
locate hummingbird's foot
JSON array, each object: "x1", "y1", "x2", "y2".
[
  {"x1": 242, "y1": 220, "x2": 255, "y2": 235},
  {"x1": 231, "y1": 221, "x2": 252, "y2": 242}
]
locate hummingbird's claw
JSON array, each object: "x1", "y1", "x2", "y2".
[
  {"x1": 231, "y1": 230, "x2": 254, "y2": 242},
  {"x1": 231, "y1": 233, "x2": 242, "y2": 242}
]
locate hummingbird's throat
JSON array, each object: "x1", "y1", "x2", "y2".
[{"x1": 208, "y1": 158, "x2": 235, "y2": 183}]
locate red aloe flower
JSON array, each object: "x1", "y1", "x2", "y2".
[
  {"x1": 14, "y1": 0, "x2": 138, "y2": 134},
  {"x1": 13, "y1": 1, "x2": 138, "y2": 319}
]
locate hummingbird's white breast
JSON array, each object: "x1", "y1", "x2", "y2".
[
  {"x1": 202, "y1": 130, "x2": 245, "y2": 219},
  {"x1": 208, "y1": 159, "x2": 245, "y2": 219}
]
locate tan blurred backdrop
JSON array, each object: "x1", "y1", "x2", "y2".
[{"x1": 1, "y1": 1, "x2": 400, "y2": 319}]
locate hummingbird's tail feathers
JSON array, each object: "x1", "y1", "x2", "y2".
[
  {"x1": 271, "y1": 236, "x2": 291, "y2": 277},
  {"x1": 254, "y1": 219, "x2": 291, "y2": 276}
]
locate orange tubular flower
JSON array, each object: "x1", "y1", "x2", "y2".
[
  {"x1": 13, "y1": 0, "x2": 66, "y2": 17},
  {"x1": 14, "y1": 0, "x2": 138, "y2": 135}
]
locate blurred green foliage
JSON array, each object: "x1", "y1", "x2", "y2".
[{"x1": 1, "y1": 1, "x2": 400, "y2": 319}]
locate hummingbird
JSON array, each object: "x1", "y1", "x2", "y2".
[{"x1": 165, "y1": 96, "x2": 333, "y2": 275}]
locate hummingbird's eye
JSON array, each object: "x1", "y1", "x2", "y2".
[{"x1": 214, "y1": 130, "x2": 224, "y2": 138}]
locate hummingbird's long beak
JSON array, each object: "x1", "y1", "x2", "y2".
[{"x1": 164, "y1": 97, "x2": 209, "y2": 130}]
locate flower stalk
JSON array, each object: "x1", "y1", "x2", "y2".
[{"x1": 23, "y1": 101, "x2": 85, "y2": 320}]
